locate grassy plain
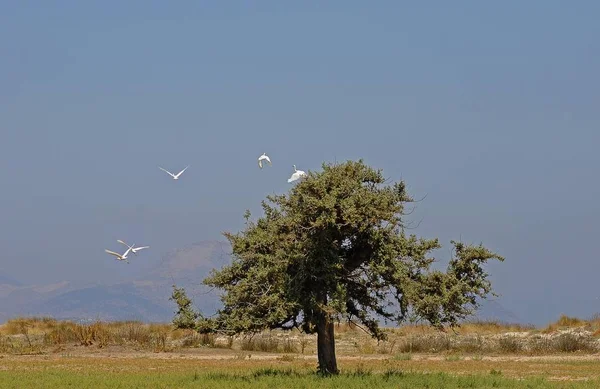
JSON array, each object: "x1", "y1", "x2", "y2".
[{"x1": 2, "y1": 315, "x2": 600, "y2": 388}]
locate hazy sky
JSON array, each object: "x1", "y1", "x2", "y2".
[{"x1": 1, "y1": 2, "x2": 599, "y2": 325}]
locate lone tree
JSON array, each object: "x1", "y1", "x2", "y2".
[{"x1": 180, "y1": 160, "x2": 504, "y2": 374}]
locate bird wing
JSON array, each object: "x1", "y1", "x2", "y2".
[
  {"x1": 105, "y1": 249, "x2": 122, "y2": 258},
  {"x1": 266, "y1": 156, "x2": 271, "y2": 165},
  {"x1": 175, "y1": 165, "x2": 189, "y2": 177},
  {"x1": 132, "y1": 246, "x2": 149, "y2": 253},
  {"x1": 117, "y1": 240, "x2": 136, "y2": 254},
  {"x1": 258, "y1": 159, "x2": 263, "y2": 168},
  {"x1": 117, "y1": 239, "x2": 133, "y2": 249},
  {"x1": 117, "y1": 240, "x2": 133, "y2": 255},
  {"x1": 159, "y1": 167, "x2": 176, "y2": 178}
]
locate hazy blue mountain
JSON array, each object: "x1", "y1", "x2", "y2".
[
  {"x1": 0, "y1": 241, "x2": 231, "y2": 323},
  {"x1": 130, "y1": 240, "x2": 231, "y2": 318},
  {"x1": 470, "y1": 299, "x2": 523, "y2": 324},
  {"x1": 27, "y1": 283, "x2": 173, "y2": 322},
  {"x1": 0, "y1": 272, "x2": 21, "y2": 286},
  {"x1": 0, "y1": 240, "x2": 521, "y2": 325}
]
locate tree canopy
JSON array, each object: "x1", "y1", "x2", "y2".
[{"x1": 177, "y1": 159, "x2": 504, "y2": 374}]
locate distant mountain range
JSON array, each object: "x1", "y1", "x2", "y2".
[
  {"x1": 0, "y1": 241, "x2": 230, "y2": 323},
  {"x1": 0, "y1": 273, "x2": 22, "y2": 287},
  {"x1": 0, "y1": 240, "x2": 520, "y2": 324}
]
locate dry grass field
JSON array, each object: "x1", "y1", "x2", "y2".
[{"x1": 2, "y1": 315, "x2": 600, "y2": 388}]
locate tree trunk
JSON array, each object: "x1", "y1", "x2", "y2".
[{"x1": 316, "y1": 299, "x2": 338, "y2": 374}]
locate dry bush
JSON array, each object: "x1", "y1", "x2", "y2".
[
  {"x1": 298, "y1": 337, "x2": 310, "y2": 354},
  {"x1": 111, "y1": 321, "x2": 151, "y2": 345},
  {"x1": 543, "y1": 315, "x2": 586, "y2": 333},
  {"x1": 397, "y1": 334, "x2": 451, "y2": 353},
  {"x1": 240, "y1": 334, "x2": 280, "y2": 352},
  {"x1": 2, "y1": 317, "x2": 59, "y2": 335},
  {"x1": 555, "y1": 315, "x2": 585, "y2": 327},
  {"x1": 5, "y1": 319, "x2": 33, "y2": 346},
  {"x1": 498, "y1": 335, "x2": 524, "y2": 353},
  {"x1": 376, "y1": 338, "x2": 397, "y2": 354},
  {"x1": 553, "y1": 333, "x2": 597, "y2": 353},
  {"x1": 353, "y1": 335, "x2": 398, "y2": 354},
  {"x1": 151, "y1": 330, "x2": 169, "y2": 352},
  {"x1": 214, "y1": 335, "x2": 235, "y2": 349},
  {"x1": 459, "y1": 320, "x2": 534, "y2": 334},
  {"x1": 454, "y1": 335, "x2": 485, "y2": 353},
  {"x1": 526, "y1": 333, "x2": 597, "y2": 354},
  {"x1": 355, "y1": 339, "x2": 376, "y2": 354},
  {"x1": 180, "y1": 332, "x2": 203, "y2": 348},
  {"x1": 67, "y1": 321, "x2": 173, "y2": 349},
  {"x1": 0, "y1": 335, "x2": 14, "y2": 353},
  {"x1": 460, "y1": 320, "x2": 503, "y2": 334},
  {"x1": 44, "y1": 321, "x2": 78, "y2": 345},
  {"x1": 180, "y1": 332, "x2": 226, "y2": 348},
  {"x1": 281, "y1": 338, "x2": 299, "y2": 353},
  {"x1": 0, "y1": 334, "x2": 43, "y2": 355},
  {"x1": 528, "y1": 335, "x2": 553, "y2": 354},
  {"x1": 92, "y1": 322, "x2": 111, "y2": 348},
  {"x1": 389, "y1": 320, "x2": 532, "y2": 337},
  {"x1": 73, "y1": 323, "x2": 95, "y2": 346},
  {"x1": 199, "y1": 333, "x2": 216, "y2": 347},
  {"x1": 223, "y1": 335, "x2": 234, "y2": 349},
  {"x1": 148, "y1": 324, "x2": 170, "y2": 346},
  {"x1": 169, "y1": 328, "x2": 189, "y2": 341}
]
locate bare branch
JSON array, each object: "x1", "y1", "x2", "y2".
[
  {"x1": 403, "y1": 216, "x2": 424, "y2": 230},
  {"x1": 413, "y1": 193, "x2": 428, "y2": 203},
  {"x1": 347, "y1": 318, "x2": 371, "y2": 335}
]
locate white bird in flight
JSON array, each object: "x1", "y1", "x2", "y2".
[
  {"x1": 104, "y1": 246, "x2": 133, "y2": 263},
  {"x1": 117, "y1": 240, "x2": 150, "y2": 256},
  {"x1": 287, "y1": 165, "x2": 307, "y2": 183},
  {"x1": 258, "y1": 153, "x2": 272, "y2": 169},
  {"x1": 158, "y1": 165, "x2": 189, "y2": 180}
]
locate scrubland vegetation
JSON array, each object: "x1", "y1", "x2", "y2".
[
  {"x1": 2, "y1": 315, "x2": 600, "y2": 387},
  {"x1": 2, "y1": 314, "x2": 600, "y2": 356}
]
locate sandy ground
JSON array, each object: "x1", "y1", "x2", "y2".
[{"x1": 2, "y1": 346, "x2": 600, "y2": 382}]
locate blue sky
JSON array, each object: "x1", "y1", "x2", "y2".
[{"x1": 1, "y1": 1, "x2": 599, "y2": 325}]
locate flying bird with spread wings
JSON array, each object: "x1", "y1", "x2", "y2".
[
  {"x1": 117, "y1": 240, "x2": 149, "y2": 256},
  {"x1": 158, "y1": 165, "x2": 189, "y2": 180},
  {"x1": 104, "y1": 246, "x2": 133, "y2": 263},
  {"x1": 258, "y1": 153, "x2": 272, "y2": 169}
]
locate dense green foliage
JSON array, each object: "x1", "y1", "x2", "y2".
[
  {"x1": 169, "y1": 286, "x2": 199, "y2": 330},
  {"x1": 178, "y1": 160, "x2": 504, "y2": 373}
]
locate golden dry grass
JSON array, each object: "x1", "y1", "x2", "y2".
[
  {"x1": 1, "y1": 314, "x2": 599, "y2": 357},
  {"x1": 543, "y1": 315, "x2": 600, "y2": 335},
  {"x1": 386, "y1": 320, "x2": 535, "y2": 336}
]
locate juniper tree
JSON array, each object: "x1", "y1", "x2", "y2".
[
  {"x1": 169, "y1": 285, "x2": 199, "y2": 330},
  {"x1": 194, "y1": 160, "x2": 504, "y2": 374}
]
